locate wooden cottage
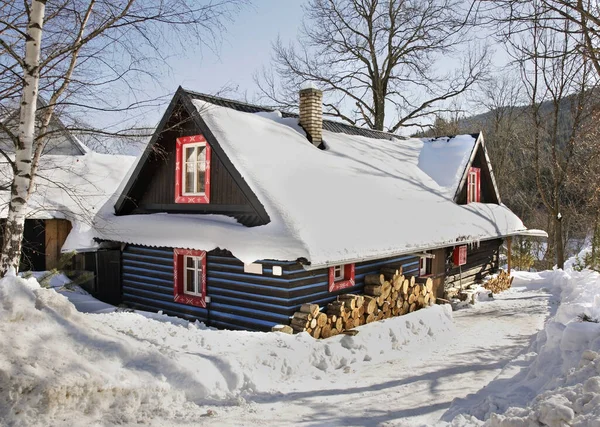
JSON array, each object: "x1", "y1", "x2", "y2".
[
  {"x1": 82, "y1": 87, "x2": 545, "y2": 331},
  {"x1": 0, "y1": 105, "x2": 135, "y2": 271}
]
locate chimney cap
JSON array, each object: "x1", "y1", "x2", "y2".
[{"x1": 300, "y1": 81, "x2": 321, "y2": 92}]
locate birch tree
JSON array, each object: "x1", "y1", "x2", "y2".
[
  {"x1": 0, "y1": 0, "x2": 46, "y2": 274},
  {"x1": 257, "y1": 0, "x2": 489, "y2": 132},
  {"x1": 0, "y1": 0, "x2": 246, "y2": 275}
]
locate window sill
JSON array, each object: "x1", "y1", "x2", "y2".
[
  {"x1": 329, "y1": 278, "x2": 354, "y2": 292},
  {"x1": 174, "y1": 293, "x2": 206, "y2": 308}
]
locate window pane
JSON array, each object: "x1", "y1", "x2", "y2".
[
  {"x1": 186, "y1": 269, "x2": 194, "y2": 293},
  {"x1": 185, "y1": 162, "x2": 194, "y2": 193},
  {"x1": 196, "y1": 146, "x2": 206, "y2": 163},
  {"x1": 197, "y1": 169, "x2": 205, "y2": 193},
  {"x1": 185, "y1": 146, "x2": 195, "y2": 162},
  {"x1": 186, "y1": 256, "x2": 194, "y2": 268}
]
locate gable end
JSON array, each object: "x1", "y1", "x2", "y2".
[
  {"x1": 115, "y1": 88, "x2": 270, "y2": 227},
  {"x1": 455, "y1": 133, "x2": 501, "y2": 205}
]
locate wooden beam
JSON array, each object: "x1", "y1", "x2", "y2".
[{"x1": 507, "y1": 236, "x2": 512, "y2": 274}]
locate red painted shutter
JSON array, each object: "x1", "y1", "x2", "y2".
[
  {"x1": 467, "y1": 169, "x2": 473, "y2": 203},
  {"x1": 175, "y1": 135, "x2": 211, "y2": 204},
  {"x1": 328, "y1": 264, "x2": 356, "y2": 292},
  {"x1": 476, "y1": 168, "x2": 481, "y2": 202},
  {"x1": 173, "y1": 248, "x2": 207, "y2": 307}
]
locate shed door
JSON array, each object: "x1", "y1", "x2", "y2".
[{"x1": 96, "y1": 249, "x2": 122, "y2": 305}]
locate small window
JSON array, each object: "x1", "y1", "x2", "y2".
[
  {"x1": 333, "y1": 265, "x2": 344, "y2": 281},
  {"x1": 467, "y1": 167, "x2": 481, "y2": 203},
  {"x1": 175, "y1": 135, "x2": 211, "y2": 204},
  {"x1": 183, "y1": 255, "x2": 203, "y2": 297},
  {"x1": 328, "y1": 263, "x2": 355, "y2": 292},
  {"x1": 174, "y1": 248, "x2": 207, "y2": 307},
  {"x1": 183, "y1": 143, "x2": 207, "y2": 196}
]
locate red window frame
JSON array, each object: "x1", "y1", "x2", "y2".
[
  {"x1": 174, "y1": 248, "x2": 207, "y2": 308},
  {"x1": 467, "y1": 167, "x2": 481, "y2": 203},
  {"x1": 175, "y1": 135, "x2": 211, "y2": 204},
  {"x1": 328, "y1": 263, "x2": 355, "y2": 292}
]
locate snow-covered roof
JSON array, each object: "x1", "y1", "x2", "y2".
[
  {"x1": 87, "y1": 98, "x2": 535, "y2": 267},
  {"x1": 0, "y1": 152, "x2": 135, "y2": 248}
]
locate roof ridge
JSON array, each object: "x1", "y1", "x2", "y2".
[{"x1": 182, "y1": 88, "x2": 404, "y2": 141}]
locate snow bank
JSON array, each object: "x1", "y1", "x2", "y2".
[
  {"x1": 0, "y1": 273, "x2": 454, "y2": 426},
  {"x1": 446, "y1": 266, "x2": 600, "y2": 426}
]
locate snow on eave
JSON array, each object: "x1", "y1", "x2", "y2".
[
  {"x1": 302, "y1": 228, "x2": 538, "y2": 271},
  {"x1": 506, "y1": 229, "x2": 548, "y2": 238}
]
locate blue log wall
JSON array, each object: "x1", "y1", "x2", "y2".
[{"x1": 122, "y1": 244, "x2": 419, "y2": 331}]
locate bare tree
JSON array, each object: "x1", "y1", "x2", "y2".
[
  {"x1": 473, "y1": 0, "x2": 600, "y2": 77},
  {"x1": 0, "y1": 0, "x2": 247, "y2": 275},
  {"x1": 257, "y1": 0, "x2": 489, "y2": 132},
  {"x1": 514, "y1": 7, "x2": 598, "y2": 268}
]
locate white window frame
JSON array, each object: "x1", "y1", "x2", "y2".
[
  {"x1": 333, "y1": 265, "x2": 344, "y2": 281},
  {"x1": 183, "y1": 255, "x2": 203, "y2": 297},
  {"x1": 182, "y1": 142, "x2": 208, "y2": 196},
  {"x1": 419, "y1": 257, "x2": 427, "y2": 276},
  {"x1": 468, "y1": 170, "x2": 478, "y2": 203}
]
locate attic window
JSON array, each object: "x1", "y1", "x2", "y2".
[
  {"x1": 328, "y1": 263, "x2": 355, "y2": 292},
  {"x1": 175, "y1": 135, "x2": 211, "y2": 204},
  {"x1": 467, "y1": 167, "x2": 480, "y2": 203},
  {"x1": 174, "y1": 248, "x2": 206, "y2": 307}
]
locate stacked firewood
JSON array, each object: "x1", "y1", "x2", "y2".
[
  {"x1": 363, "y1": 267, "x2": 435, "y2": 318},
  {"x1": 289, "y1": 265, "x2": 436, "y2": 339},
  {"x1": 289, "y1": 303, "x2": 343, "y2": 338},
  {"x1": 483, "y1": 269, "x2": 513, "y2": 294}
]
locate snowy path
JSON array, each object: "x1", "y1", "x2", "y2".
[
  {"x1": 1, "y1": 275, "x2": 560, "y2": 427},
  {"x1": 199, "y1": 286, "x2": 554, "y2": 427}
]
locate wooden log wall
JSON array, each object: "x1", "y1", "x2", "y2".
[
  {"x1": 122, "y1": 244, "x2": 420, "y2": 332},
  {"x1": 122, "y1": 245, "x2": 209, "y2": 324},
  {"x1": 444, "y1": 239, "x2": 501, "y2": 293}
]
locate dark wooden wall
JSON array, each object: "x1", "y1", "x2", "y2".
[
  {"x1": 123, "y1": 104, "x2": 259, "y2": 224},
  {"x1": 121, "y1": 244, "x2": 420, "y2": 331},
  {"x1": 0, "y1": 218, "x2": 65, "y2": 271},
  {"x1": 444, "y1": 239, "x2": 502, "y2": 290}
]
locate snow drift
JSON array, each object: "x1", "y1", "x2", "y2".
[
  {"x1": 0, "y1": 273, "x2": 453, "y2": 426},
  {"x1": 446, "y1": 264, "x2": 600, "y2": 427}
]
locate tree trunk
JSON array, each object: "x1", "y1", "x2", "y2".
[
  {"x1": 555, "y1": 215, "x2": 565, "y2": 269},
  {"x1": 0, "y1": 0, "x2": 46, "y2": 275}
]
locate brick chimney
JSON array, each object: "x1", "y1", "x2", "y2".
[{"x1": 299, "y1": 84, "x2": 323, "y2": 147}]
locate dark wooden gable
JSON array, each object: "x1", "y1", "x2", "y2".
[
  {"x1": 115, "y1": 87, "x2": 270, "y2": 227},
  {"x1": 455, "y1": 134, "x2": 501, "y2": 205}
]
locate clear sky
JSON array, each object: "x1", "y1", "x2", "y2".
[
  {"x1": 97, "y1": 0, "x2": 511, "y2": 138},
  {"x1": 135, "y1": 1, "x2": 306, "y2": 128}
]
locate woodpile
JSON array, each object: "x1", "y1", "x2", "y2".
[
  {"x1": 483, "y1": 270, "x2": 513, "y2": 294},
  {"x1": 288, "y1": 265, "x2": 437, "y2": 339}
]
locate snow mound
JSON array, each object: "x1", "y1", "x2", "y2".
[
  {"x1": 0, "y1": 275, "x2": 214, "y2": 426},
  {"x1": 0, "y1": 273, "x2": 454, "y2": 426},
  {"x1": 446, "y1": 265, "x2": 600, "y2": 426}
]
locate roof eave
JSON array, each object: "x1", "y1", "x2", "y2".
[{"x1": 301, "y1": 228, "x2": 547, "y2": 271}]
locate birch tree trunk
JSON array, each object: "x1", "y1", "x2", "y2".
[{"x1": 0, "y1": 0, "x2": 46, "y2": 275}]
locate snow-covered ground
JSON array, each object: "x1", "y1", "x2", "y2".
[{"x1": 1, "y1": 263, "x2": 598, "y2": 427}]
